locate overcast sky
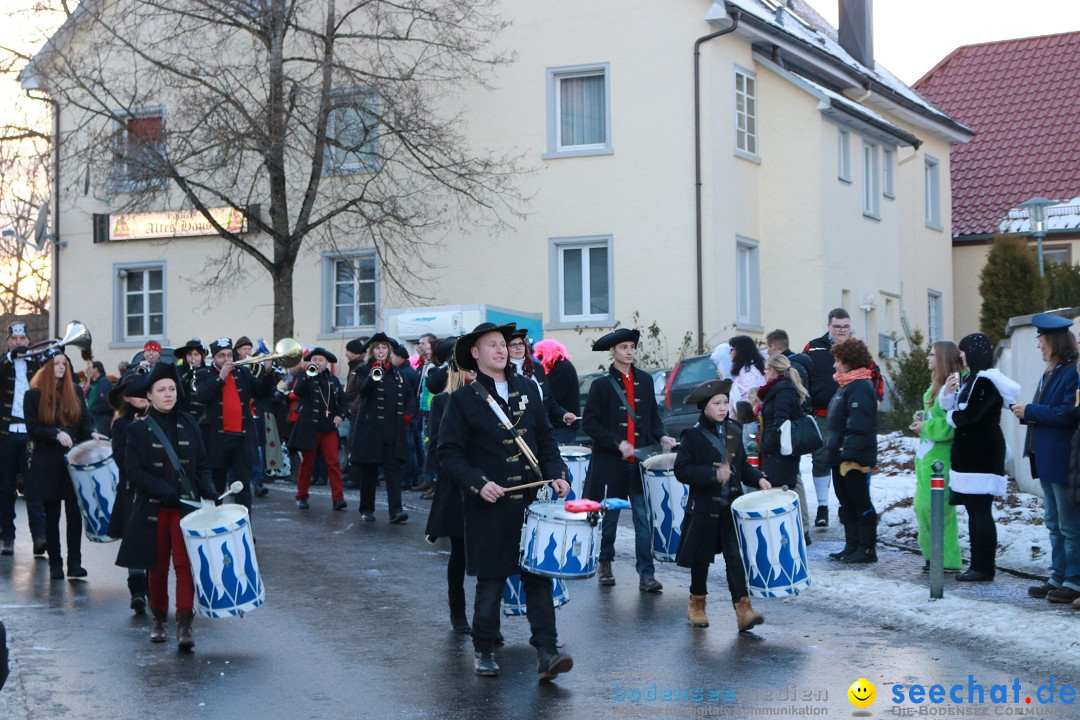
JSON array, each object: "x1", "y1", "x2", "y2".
[{"x1": 802, "y1": 0, "x2": 1080, "y2": 84}]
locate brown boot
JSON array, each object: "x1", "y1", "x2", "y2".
[
  {"x1": 176, "y1": 611, "x2": 195, "y2": 652},
  {"x1": 733, "y1": 597, "x2": 763, "y2": 632},
  {"x1": 687, "y1": 594, "x2": 708, "y2": 627},
  {"x1": 150, "y1": 609, "x2": 168, "y2": 643}
]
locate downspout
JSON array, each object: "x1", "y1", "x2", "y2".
[
  {"x1": 26, "y1": 89, "x2": 61, "y2": 338},
  {"x1": 694, "y1": 7, "x2": 740, "y2": 354}
]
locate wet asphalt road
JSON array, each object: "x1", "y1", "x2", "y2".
[{"x1": 1, "y1": 484, "x2": 1077, "y2": 720}]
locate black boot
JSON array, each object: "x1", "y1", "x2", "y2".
[
  {"x1": 842, "y1": 520, "x2": 878, "y2": 564},
  {"x1": 176, "y1": 611, "x2": 195, "y2": 652},
  {"x1": 474, "y1": 651, "x2": 499, "y2": 677},
  {"x1": 150, "y1": 609, "x2": 168, "y2": 643},
  {"x1": 127, "y1": 574, "x2": 148, "y2": 614},
  {"x1": 828, "y1": 522, "x2": 858, "y2": 561},
  {"x1": 537, "y1": 647, "x2": 574, "y2": 682},
  {"x1": 449, "y1": 589, "x2": 470, "y2": 634}
]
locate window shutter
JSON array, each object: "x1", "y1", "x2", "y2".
[{"x1": 93, "y1": 213, "x2": 109, "y2": 244}]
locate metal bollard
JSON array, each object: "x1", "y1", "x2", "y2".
[{"x1": 929, "y1": 460, "x2": 945, "y2": 599}]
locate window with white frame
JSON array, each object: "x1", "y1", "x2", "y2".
[
  {"x1": 862, "y1": 141, "x2": 881, "y2": 218},
  {"x1": 545, "y1": 64, "x2": 612, "y2": 158},
  {"x1": 927, "y1": 290, "x2": 944, "y2": 344},
  {"x1": 883, "y1": 148, "x2": 896, "y2": 199},
  {"x1": 736, "y1": 237, "x2": 761, "y2": 328},
  {"x1": 112, "y1": 109, "x2": 165, "y2": 188},
  {"x1": 735, "y1": 68, "x2": 758, "y2": 157},
  {"x1": 837, "y1": 129, "x2": 851, "y2": 182},
  {"x1": 925, "y1": 156, "x2": 942, "y2": 229},
  {"x1": 330, "y1": 254, "x2": 378, "y2": 330},
  {"x1": 550, "y1": 236, "x2": 612, "y2": 325},
  {"x1": 118, "y1": 265, "x2": 164, "y2": 341},
  {"x1": 325, "y1": 89, "x2": 381, "y2": 175}
]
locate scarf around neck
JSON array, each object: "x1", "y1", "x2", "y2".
[{"x1": 834, "y1": 367, "x2": 872, "y2": 387}]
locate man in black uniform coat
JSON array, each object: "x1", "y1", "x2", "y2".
[
  {"x1": 582, "y1": 328, "x2": 676, "y2": 592},
  {"x1": 194, "y1": 337, "x2": 276, "y2": 511},
  {"x1": 0, "y1": 322, "x2": 45, "y2": 556},
  {"x1": 290, "y1": 348, "x2": 347, "y2": 511},
  {"x1": 438, "y1": 323, "x2": 573, "y2": 681}
]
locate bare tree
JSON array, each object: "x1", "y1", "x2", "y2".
[{"x1": 15, "y1": 0, "x2": 523, "y2": 338}]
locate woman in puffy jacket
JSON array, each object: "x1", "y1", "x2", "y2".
[{"x1": 757, "y1": 353, "x2": 812, "y2": 542}]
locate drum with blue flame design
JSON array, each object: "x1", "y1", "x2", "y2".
[
  {"x1": 558, "y1": 445, "x2": 590, "y2": 501},
  {"x1": 66, "y1": 439, "x2": 119, "y2": 543},
  {"x1": 518, "y1": 501, "x2": 600, "y2": 579},
  {"x1": 730, "y1": 489, "x2": 810, "y2": 598},
  {"x1": 180, "y1": 504, "x2": 265, "y2": 618},
  {"x1": 640, "y1": 453, "x2": 688, "y2": 562},
  {"x1": 502, "y1": 574, "x2": 570, "y2": 616}
]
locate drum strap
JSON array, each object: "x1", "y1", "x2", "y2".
[
  {"x1": 694, "y1": 422, "x2": 731, "y2": 503},
  {"x1": 142, "y1": 415, "x2": 199, "y2": 502},
  {"x1": 469, "y1": 381, "x2": 545, "y2": 481}
]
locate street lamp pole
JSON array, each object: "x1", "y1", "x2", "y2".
[{"x1": 1018, "y1": 197, "x2": 1056, "y2": 277}]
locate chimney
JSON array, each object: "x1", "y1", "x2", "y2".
[{"x1": 838, "y1": 0, "x2": 874, "y2": 69}]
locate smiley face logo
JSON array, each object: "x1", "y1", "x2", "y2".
[{"x1": 847, "y1": 678, "x2": 876, "y2": 708}]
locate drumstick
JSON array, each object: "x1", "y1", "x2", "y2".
[
  {"x1": 218, "y1": 480, "x2": 245, "y2": 501},
  {"x1": 511, "y1": 478, "x2": 554, "y2": 492}
]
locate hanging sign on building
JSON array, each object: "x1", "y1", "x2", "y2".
[{"x1": 104, "y1": 206, "x2": 250, "y2": 241}]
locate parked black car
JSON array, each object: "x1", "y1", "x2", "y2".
[
  {"x1": 573, "y1": 367, "x2": 669, "y2": 446},
  {"x1": 659, "y1": 354, "x2": 719, "y2": 437}
]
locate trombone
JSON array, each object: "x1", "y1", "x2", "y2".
[
  {"x1": 233, "y1": 338, "x2": 303, "y2": 368},
  {"x1": 24, "y1": 321, "x2": 93, "y2": 358}
]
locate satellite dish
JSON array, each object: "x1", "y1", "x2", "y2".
[{"x1": 31, "y1": 203, "x2": 49, "y2": 251}]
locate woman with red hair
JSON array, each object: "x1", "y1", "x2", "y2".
[
  {"x1": 24, "y1": 350, "x2": 102, "y2": 579},
  {"x1": 533, "y1": 339, "x2": 580, "y2": 444}
]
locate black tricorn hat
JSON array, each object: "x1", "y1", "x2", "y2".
[
  {"x1": 143, "y1": 361, "x2": 183, "y2": 401},
  {"x1": 510, "y1": 328, "x2": 529, "y2": 341},
  {"x1": 346, "y1": 338, "x2": 367, "y2": 355},
  {"x1": 108, "y1": 372, "x2": 149, "y2": 411},
  {"x1": 592, "y1": 328, "x2": 641, "y2": 352},
  {"x1": 453, "y1": 323, "x2": 515, "y2": 372},
  {"x1": 426, "y1": 366, "x2": 449, "y2": 395},
  {"x1": 434, "y1": 337, "x2": 457, "y2": 366},
  {"x1": 365, "y1": 332, "x2": 396, "y2": 350},
  {"x1": 304, "y1": 347, "x2": 338, "y2": 364},
  {"x1": 684, "y1": 379, "x2": 733, "y2": 409},
  {"x1": 173, "y1": 338, "x2": 207, "y2": 358}
]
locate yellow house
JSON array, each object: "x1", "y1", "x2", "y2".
[{"x1": 21, "y1": 0, "x2": 970, "y2": 374}]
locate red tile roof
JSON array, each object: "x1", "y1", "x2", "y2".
[{"x1": 914, "y1": 31, "x2": 1080, "y2": 237}]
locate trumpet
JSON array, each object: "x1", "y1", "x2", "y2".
[
  {"x1": 305, "y1": 364, "x2": 319, "y2": 377},
  {"x1": 370, "y1": 364, "x2": 383, "y2": 382},
  {"x1": 233, "y1": 338, "x2": 303, "y2": 369}
]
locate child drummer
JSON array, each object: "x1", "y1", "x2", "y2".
[
  {"x1": 437, "y1": 322, "x2": 573, "y2": 681},
  {"x1": 674, "y1": 379, "x2": 770, "y2": 632}
]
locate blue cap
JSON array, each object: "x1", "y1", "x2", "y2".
[{"x1": 1031, "y1": 313, "x2": 1073, "y2": 335}]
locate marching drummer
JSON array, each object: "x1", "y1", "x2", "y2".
[
  {"x1": 118, "y1": 362, "x2": 216, "y2": 650},
  {"x1": 582, "y1": 328, "x2": 676, "y2": 592},
  {"x1": 674, "y1": 379, "x2": 769, "y2": 632},
  {"x1": 23, "y1": 348, "x2": 105, "y2": 579},
  {"x1": 438, "y1": 323, "x2": 573, "y2": 681}
]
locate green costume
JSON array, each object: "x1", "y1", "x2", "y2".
[{"x1": 913, "y1": 385, "x2": 963, "y2": 570}]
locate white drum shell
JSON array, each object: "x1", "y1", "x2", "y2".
[
  {"x1": 640, "y1": 453, "x2": 687, "y2": 562},
  {"x1": 730, "y1": 489, "x2": 810, "y2": 598},
  {"x1": 180, "y1": 504, "x2": 265, "y2": 618},
  {"x1": 66, "y1": 439, "x2": 119, "y2": 543},
  {"x1": 518, "y1": 502, "x2": 600, "y2": 579},
  {"x1": 559, "y1": 445, "x2": 590, "y2": 501}
]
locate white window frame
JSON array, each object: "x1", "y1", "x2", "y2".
[
  {"x1": 862, "y1": 141, "x2": 881, "y2": 219},
  {"x1": 323, "y1": 88, "x2": 381, "y2": 176},
  {"x1": 734, "y1": 67, "x2": 759, "y2": 161},
  {"x1": 547, "y1": 235, "x2": 614, "y2": 329},
  {"x1": 837, "y1": 129, "x2": 852, "y2": 183},
  {"x1": 735, "y1": 236, "x2": 762, "y2": 331},
  {"x1": 544, "y1": 63, "x2": 613, "y2": 159},
  {"x1": 111, "y1": 106, "x2": 166, "y2": 192},
  {"x1": 883, "y1": 148, "x2": 896, "y2": 199},
  {"x1": 925, "y1": 156, "x2": 942, "y2": 230},
  {"x1": 112, "y1": 262, "x2": 166, "y2": 348},
  {"x1": 319, "y1": 251, "x2": 380, "y2": 339},
  {"x1": 927, "y1": 290, "x2": 944, "y2": 344}
]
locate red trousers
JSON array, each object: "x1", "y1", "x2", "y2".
[
  {"x1": 149, "y1": 507, "x2": 194, "y2": 614},
  {"x1": 296, "y1": 432, "x2": 343, "y2": 502}
]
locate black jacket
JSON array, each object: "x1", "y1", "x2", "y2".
[
  {"x1": 194, "y1": 364, "x2": 276, "y2": 467},
  {"x1": 424, "y1": 391, "x2": 463, "y2": 539},
  {"x1": 674, "y1": 414, "x2": 762, "y2": 567},
  {"x1": 438, "y1": 371, "x2": 565, "y2": 577},
  {"x1": 288, "y1": 371, "x2": 345, "y2": 451},
  {"x1": 0, "y1": 351, "x2": 42, "y2": 435},
  {"x1": 179, "y1": 365, "x2": 211, "y2": 420},
  {"x1": 1069, "y1": 404, "x2": 1080, "y2": 505},
  {"x1": 23, "y1": 388, "x2": 94, "y2": 503},
  {"x1": 758, "y1": 378, "x2": 802, "y2": 486},
  {"x1": 106, "y1": 411, "x2": 139, "y2": 539},
  {"x1": 582, "y1": 365, "x2": 667, "y2": 499},
  {"x1": 823, "y1": 378, "x2": 878, "y2": 468},
  {"x1": 539, "y1": 359, "x2": 580, "y2": 430},
  {"x1": 348, "y1": 362, "x2": 414, "y2": 463},
  {"x1": 116, "y1": 408, "x2": 215, "y2": 569}
]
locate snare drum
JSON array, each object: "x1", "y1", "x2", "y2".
[
  {"x1": 502, "y1": 574, "x2": 570, "y2": 616},
  {"x1": 65, "y1": 439, "x2": 119, "y2": 543},
  {"x1": 558, "y1": 445, "x2": 590, "y2": 500},
  {"x1": 518, "y1": 501, "x2": 601, "y2": 579},
  {"x1": 730, "y1": 489, "x2": 810, "y2": 598},
  {"x1": 640, "y1": 453, "x2": 688, "y2": 562},
  {"x1": 180, "y1": 504, "x2": 265, "y2": 618}
]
